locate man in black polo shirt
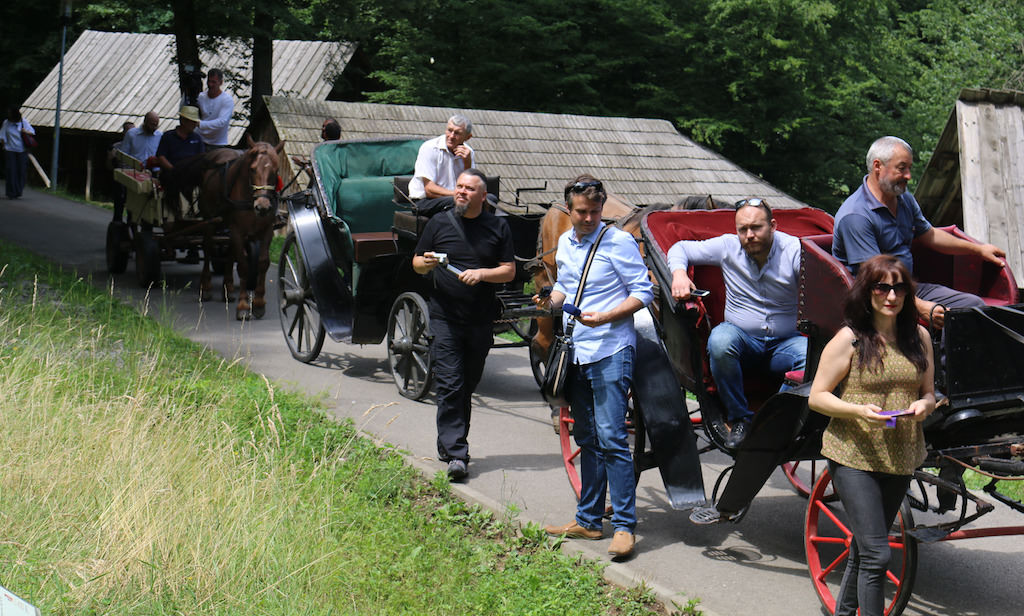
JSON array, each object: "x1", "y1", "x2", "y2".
[
  {"x1": 154, "y1": 105, "x2": 205, "y2": 219},
  {"x1": 412, "y1": 168, "x2": 515, "y2": 481}
]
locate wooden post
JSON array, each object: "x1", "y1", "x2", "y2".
[{"x1": 85, "y1": 138, "x2": 94, "y2": 201}]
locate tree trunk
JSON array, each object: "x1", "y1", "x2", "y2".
[
  {"x1": 172, "y1": 0, "x2": 203, "y2": 106},
  {"x1": 251, "y1": 7, "x2": 274, "y2": 118}
]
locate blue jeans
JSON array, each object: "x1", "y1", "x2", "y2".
[
  {"x1": 707, "y1": 322, "x2": 806, "y2": 422},
  {"x1": 829, "y1": 462, "x2": 911, "y2": 616},
  {"x1": 567, "y1": 346, "x2": 636, "y2": 533}
]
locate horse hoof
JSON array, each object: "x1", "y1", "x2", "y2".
[
  {"x1": 236, "y1": 309, "x2": 251, "y2": 321},
  {"x1": 252, "y1": 305, "x2": 266, "y2": 319}
]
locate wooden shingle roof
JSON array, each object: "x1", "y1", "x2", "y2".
[
  {"x1": 265, "y1": 97, "x2": 808, "y2": 209},
  {"x1": 916, "y1": 88, "x2": 1024, "y2": 278},
  {"x1": 21, "y1": 30, "x2": 354, "y2": 143}
]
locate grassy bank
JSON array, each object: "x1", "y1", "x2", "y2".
[{"x1": 0, "y1": 243, "x2": 670, "y2": 615}]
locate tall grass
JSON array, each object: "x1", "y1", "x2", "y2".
[{"x1": 0, "y1": 245, "x2": 665, "y2": 615}]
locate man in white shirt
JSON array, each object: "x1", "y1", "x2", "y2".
[
  {"x1": 195, "y1": 68, "x2": 234, "y2": 147},
  {"x1": 408, "y1": 115, "x2": 475, "y2": 215}
]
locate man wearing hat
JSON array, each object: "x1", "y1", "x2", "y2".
[{"x1": 154, "y1": 105, "x2": 205, "y2": 218}]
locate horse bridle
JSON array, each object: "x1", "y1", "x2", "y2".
[{"x1": 221, "y1": 154, "x2": 279, "y2": 214}]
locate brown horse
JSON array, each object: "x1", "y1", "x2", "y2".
[
  {"x1": 196, "y1": 136, "x2": 285, "y2": 320},
  {"x1": 528, "y1": 194, "x2": 728, "y2": 385}
]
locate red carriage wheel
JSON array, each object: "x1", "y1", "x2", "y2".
[
  {"x1": 804, "y1": 468, "x2": 918, "y2": 616},
  {"x1": 782, "y1": 459, "x2": 835, "y2": 500},
  {"x1": 558, "y1": 396, "x2": 644, "y2": 505},
  {"x1": 558, "y1": 406, "x2": 582, "y2": 501}
]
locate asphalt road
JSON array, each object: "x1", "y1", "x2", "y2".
[{"x1": 2, "y1": 184, "x2": 1022, "y2": 616}]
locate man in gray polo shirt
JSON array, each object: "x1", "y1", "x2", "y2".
[
  {"x1": 833, "y1": 136, "x2": 1005, "y2": 328},
  {"x1": 668, "y1": 198, "x2": 805, "y2": 448}
]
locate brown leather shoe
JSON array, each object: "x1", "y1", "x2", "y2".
[
  {"x1": 608, "y1": 530, "x2": 635, "y2": 559},
  {"x1": 544, "y1": 521, "x2": 602, "y2": 540}
]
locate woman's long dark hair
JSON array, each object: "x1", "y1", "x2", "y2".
[{"x1": 843, "y1": 254, "x2": 928, "y2": 373}]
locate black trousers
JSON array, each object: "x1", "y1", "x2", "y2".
[
  {"x1": 430, "y1": 316, "x2": 493, "y2": 462},
  {"x1": 829, "y1": 461, "x2": 911, "y2": 616}
]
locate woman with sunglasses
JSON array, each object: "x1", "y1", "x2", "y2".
[{"x1": 809, "y1": 253, "x2": 935, "y2": 616}]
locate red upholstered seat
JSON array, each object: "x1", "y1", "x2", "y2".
[{"x1": 644, "y1": 208, "x2": 836, "y2": 413}]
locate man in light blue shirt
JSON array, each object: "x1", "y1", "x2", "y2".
[
  {"x1": 668, "y1": 199, "x2": 805, "y2": 448},
  {"x1": 118, "y1": 111, "x2": 162, "y2": 165},
  {"x1": 540, "y1": 175, "x2": 653, "y2": 561}
]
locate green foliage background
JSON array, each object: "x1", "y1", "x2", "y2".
[{"x1": 2, "y1": 0, "x2": 1022, "y2": 209}]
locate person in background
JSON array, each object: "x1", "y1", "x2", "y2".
[
  {"x1": 539, "y1": 175, "x2": 654, "y2": 561},
  {"x1": 153, "y1": 106, "x2": 205, "y2": 218},
  {"x1": 119, "y1": 111, "x2": 162, "y2": 164},
  {"x1": 195, "y1": 68, "x2": 234, "y2": 148},
  {"x1": 809, "y1": 254, "x2": 935, "y2": 616},
  {"x1": 321, "y1": 118, "x2": 341, "y2": 141},
  {"x1": 412, "y1": 168, "x2": 515, "y2": 482},
  {"x1": 1, "y1": 106, "x2": 36, "y2": 199}
]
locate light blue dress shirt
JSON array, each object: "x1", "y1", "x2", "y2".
[
  {"x1": 667, "y1": 231, "x2": 801, "y2": 339},
  {"x1": 554, "y1": 223, "x2": 654, "y2": 365}
]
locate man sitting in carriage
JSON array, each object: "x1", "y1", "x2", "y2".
[
  {"x1": 152, "y1": 105, "x2": 205, "y2": 219},
  {"x1": 833, "y1": 136, "x2": 1006, "y2": 329},
  {"x1": 668, "y1": 198, "x2": 805, "y2": 448},
  {"x1": 407, "y1": 114, "x2": 475, "y2": 216}
]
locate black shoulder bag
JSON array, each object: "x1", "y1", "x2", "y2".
[{"x1": 541, "y1": 225, "x2": 611, "y2": 407}]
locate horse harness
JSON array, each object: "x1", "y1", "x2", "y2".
[{"x1": 218, "y1": 151, "x2": 280, "y2": 214}]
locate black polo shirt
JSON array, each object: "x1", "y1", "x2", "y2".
[
  {"x1": 156, "y1": 129, "x2": 205, "y2": 166},
  {"x1": 415, "y1": 210, "x2": 514, "y2": 325}
]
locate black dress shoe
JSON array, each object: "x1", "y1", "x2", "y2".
[{"x1": 725, "y1": 420, "x2": 750, "y2": 449}]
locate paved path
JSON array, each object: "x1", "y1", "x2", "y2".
[{"x1": 2, "y1": 184, "x2": 1022, "y2": 615}]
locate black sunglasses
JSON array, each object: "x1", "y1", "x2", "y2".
[
  {"x1": 871, "y1": 282, "x2": 911, "y2": 297},
  {"x1": 568, "y1": 180, "x2": 602, "y2": 192},
  {"x1": 735, "y1": 198, "x2": 766, "y2": 209}
]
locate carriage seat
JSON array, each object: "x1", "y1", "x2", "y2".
[
  {"x1": 351, "y1": 232, "x2": 398, "y2": 264},
  {"x1": 911, "y1": 225, "x2": 1018, "y2": 306},
  {"x1": 391, "y1": 175, "x2": 503, "y2": 239}
]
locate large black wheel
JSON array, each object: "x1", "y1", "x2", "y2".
[
  {"x1": 277, "y1": 232, "x2": 326, "y2": 363},
  {"x1": 106, "y1": 221, "x2": 131, "y2": 274},
  {"x1": 805, "y1": 468, "x2": 918, "y2": 616},
  {"x1": 135, "y1": 229, "x2": 161, "y2": 288},
  {"x1": 387, "y1": 291, "x2": 433, "y2": 400}
]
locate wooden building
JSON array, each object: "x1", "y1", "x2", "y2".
[
  {"x1": 250, "y1": 96, "x2": 808, "y2": 210},
  {"x1": 916, "y1": 88, "x2": 1024, "y2": 280},
  {"x1": 19, "y1": 30, "x2": 354, "y2": 198}
]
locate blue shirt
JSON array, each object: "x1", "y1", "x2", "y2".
[
  {"x1": 554, "y1": 223, "x2": 654, "y2": 365},
  {"x1": 120, "y1": 126, "x2": 163, "y2": 162},
  {"x1": 833, "y1": 177, "x2": 931, "y2": 274},
  {"x1": 667, "y1": 231, "x2": 801, "y2": 339}
]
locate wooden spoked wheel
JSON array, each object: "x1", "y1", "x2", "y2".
[
  {"x1": 782, "y1": 459, "x2": 835, "y2": 500},
  {"x1": 277, "y1": 231, "x2": 326, "y2": 363},
  {"x1": 557, "y1": 397, "x2": 643, "y2": 504},
  {"x1": 386, "y1": 291, "x2": 433, "y2": 400},
  {"x1": 558, "y1": 406, "x2": 582, "y2": 501},
  {"x1": 804, "y1": 468, "x2": 918, "y2": 616}
]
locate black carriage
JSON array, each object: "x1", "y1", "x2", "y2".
[
  {"x1": 106, "y1": 150, "x2": 232, "y2": 286},
  {"x1": 277, "y1": 137, "x2": 545, "y2": 399},
  {"x1": 627, "y1": 206, "x2": 1024, "y2": 615}
]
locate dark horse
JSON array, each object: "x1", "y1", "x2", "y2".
[{"x1": 194, "y1": 136, "x2": 285, "y2": 320}]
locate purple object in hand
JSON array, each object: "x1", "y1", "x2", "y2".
[
  {"x1": 563, "y1": 303, "x2": 582, "y2": 318},
  {"x1": 879, "y1": 409, "x2": 913, "y2": 428}
]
